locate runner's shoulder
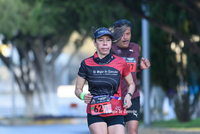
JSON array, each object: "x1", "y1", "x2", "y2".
[
  {"x1": 112, "y1": 54, "x2": 126, "y2": 63},
  {"x1": 129, "y1": 42, "x2": 140, "y2": 52},
  {"x1": 129, "y1": 42, "x2": 139, "y2": 47},
  {"x1": 80, "y1": 56, "x2": 93, "y2": 66}
]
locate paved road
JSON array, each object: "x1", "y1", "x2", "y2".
[
  {"x1": 0, "y1": 124, "x2": 90, "y2": 134},
  {"x1": 1, "y1": 124, "x2": 200, "y2": 134},
  {"x1": 1, "y1": 119, "x2": 200, "y2": 134}
]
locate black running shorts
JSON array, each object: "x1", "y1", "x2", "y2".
[
  {"x1": 87, "y1": 114, "x2": 125, "y2": 127},
  {"x1": 124, "y1": 97, "x2": 140, "y2": 122}
]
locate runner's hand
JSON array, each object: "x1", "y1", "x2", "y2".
[
  {"x1": 84, "y1": 93, "x2": 93, "y2": 104},
  {"x1": 140, "y1": 57, "x2": 150, "y2": 70},
  {"x1": 123, "y1": 94, "x2": 132, "y2": 109}
]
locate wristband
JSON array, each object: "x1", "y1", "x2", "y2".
[
  {"x1": 138, "y1": 64, "x2": 143, "y2": 71},
  {"x1": 127, "y1": 93, "x2": 133, "y2": 98},
  {"x1": 80, "y1": 92, "x2": 86, "y2": 100}
]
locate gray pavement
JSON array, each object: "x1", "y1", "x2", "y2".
[
  {"x1": 0, "y1": 124, "x2": 90, "y2": 134},
  {"x1": 1, "y1": 124, "x2": 200, "y2": 134},
  {"x1": 1, "y1": 118, "x2": 200, "y2": 134}
]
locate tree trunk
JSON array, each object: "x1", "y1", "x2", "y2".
[{"x1": 24, "y1": 92, "x2": 34, "y2": 117}]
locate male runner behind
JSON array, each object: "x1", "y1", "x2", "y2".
[{"x1": 112, "y1": 19, "x2": 151, "y2": 134}]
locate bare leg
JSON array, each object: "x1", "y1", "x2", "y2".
[
  {"x1": 108, "y1": 124, "x2": 125, "y2": 134},
  {"x1": 126, "y1": 120, "x2": 138, "y2": 134},
  {"x1": 89, "y1": 122, "x2": 107, "y2": 134}
]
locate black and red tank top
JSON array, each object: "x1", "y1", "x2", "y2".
[{"x1": 112, "y1": 42, "x2": 140, "y2": 100}]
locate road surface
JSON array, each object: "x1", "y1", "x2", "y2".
[{"x1": 0, "y1": 124, "x2": 90, "y2": 134}]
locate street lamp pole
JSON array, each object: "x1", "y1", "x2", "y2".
[{"x1": 142, "y1": 0, "x2": 151, "y2": 125}]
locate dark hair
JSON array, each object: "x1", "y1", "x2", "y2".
[{"x1": 113, "y1": 19, "x2": 132, "y2": 29}]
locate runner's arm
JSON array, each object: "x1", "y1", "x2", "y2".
[
  {"x1": 137, "y1": 46, "x2": 151, "y2": 72},
  {"x1": 123, "y1": 73, "x2": 135, "y2": 109},
  {"x1": 75, "y1": 75, "x2": 93, "y2": 104}
]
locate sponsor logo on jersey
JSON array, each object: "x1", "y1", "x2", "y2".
[
  {"x1": 123, "y1": 57, "x2": 136, "y2": 63},
  {"x1": 117, "y1": 49, "x2": 122, "y2": 54},
  {"x1": 92, "y1": 70, "x2": 118, "y2": 75},
  {"x1": 115, "y1": 106, "x2": 122, "y2": 111},
  {"x1": 129, "y1": 49, "x2": 134, "y2": 52}
]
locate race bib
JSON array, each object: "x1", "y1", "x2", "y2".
[
  {"x1": 123, "y1": 57, "x2": 136, "y2": 72},
  {"x1": 90, "y1": 95, "x2": 112, "y2": 115}
]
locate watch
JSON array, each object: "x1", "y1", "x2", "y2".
[{"x1": 127, "y1": 93, "x2": 133, "y2": 98}]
